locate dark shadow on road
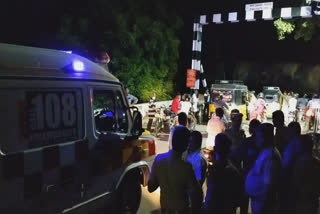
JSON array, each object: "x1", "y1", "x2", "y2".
[
  {"x1": 157, "y1": 134, "x2": 169, "y2": 141},
  {"x1": 150, "y1": 209, "x2": 161, "y2": 214}
]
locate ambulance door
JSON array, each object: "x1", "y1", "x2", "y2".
[{"x1": 0, "y1": 79, "x2": 86, "y2": 213}]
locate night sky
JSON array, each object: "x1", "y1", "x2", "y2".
[
  {"x1": 0, "y1": 0, "x2": 87, "y2": 47},
  {"x1": 1, "y1": 0, "x2": 319, "y2": 92},
  {"x1": 1, "y1": 0, "x2": 315, "y2": 58}
]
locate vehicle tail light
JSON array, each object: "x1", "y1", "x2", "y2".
[{"x1": 149, "y1": 140, "x2": 156, "y2": 156}]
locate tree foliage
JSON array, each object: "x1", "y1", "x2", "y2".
[
  {"x1": 294, "y1": 19, "x2": 317, "y2": 41},
  {"x1": 57, "y1": 0, "x2": 182, "y2": 102},
  {"x1": 274, "y1": 17, "x2": 320, "y2": 41},
  {"x1": 274, "y1": 19, "x2": 295, "y2": 40},
  {"x1": 273, "y1": 1, "x2": 319, "y2": 41}
]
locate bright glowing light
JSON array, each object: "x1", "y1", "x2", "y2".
[
  {"x1": 61, "y1": 50, "x2": 72, "y2": 54},
  {"x1": 104, "y1": 112, "x2": 114, "y2": 117},
  {"x1": 73, "y1": 60, "x2": 85, "y2": 72}
]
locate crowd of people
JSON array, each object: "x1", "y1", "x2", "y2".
[
  {"x1": 170, "y1": 90, "x2": 231, "y2": 127},
  {"x1": 248, "y1": 91, "x2": 320, "y2": 128},
  {"x1": 126, "y1": 86, "x2": 320, "y2": 130},
  {"x1": 125, "y1": 87, "x2": 320, "y2": 213},
  {"x1": 171, "y1": 91, "x2": 200, "y2": 115},
  {"x1": 148, "y1": 108, "x2": 320, "y2": 214}
]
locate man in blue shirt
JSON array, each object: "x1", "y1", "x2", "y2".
[
  {"x1": 126, "y1": 88, "x2": 138, "y2": 105},
  {"x1": 246, "y1": 123, "x2": 282, "y2": 214}
]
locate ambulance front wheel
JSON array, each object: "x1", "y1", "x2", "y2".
[{"x1": 118, "y1": 172, "x2": 142, "y2": 214}]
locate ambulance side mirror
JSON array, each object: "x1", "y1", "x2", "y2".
[{"x1": 132, "y1": 110, "x2": 144, "y2": 136}]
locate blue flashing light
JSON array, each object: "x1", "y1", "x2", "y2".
[
  {"x1": 74, "y1": 72, "x2": 84, "y2": 77},
  {"x1": 104, "y1": 112, "x2": 114, "y2": 118},
  {"x1": 73, "y1": 60, "x2": 85, "y2": 72}
]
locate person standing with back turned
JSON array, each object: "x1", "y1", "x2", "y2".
[
  {"x1": 148, "y1": 126, "x2": 203, "y2": 214},
  {"x1": 204, "y1": 133, "x2": 243, "y2": 214},
  {"x1": 246, "y1": 123, "x2": 282, "y2": 214}
]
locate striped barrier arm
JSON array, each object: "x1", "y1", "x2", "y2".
[{"x1": 191, "y1": 2, "x2": 317, "y2": 90}]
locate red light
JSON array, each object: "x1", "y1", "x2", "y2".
[
  {"x1": 148, "y1": 140, "x2": 156, "y2": 156},
  {"x1": 99, "y1": 52, "x2": 110, "y2": 64}
]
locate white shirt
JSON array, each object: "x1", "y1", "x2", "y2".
[
  {"x1": 179, "y1": 101, "x2": 192, "y2": 114},
  {"x1": 309, "y1": 99, "x2": 320, "y2": 109},
  {"x1": 288, "y1": 97, "x2": 297, "y2": 112},
  {"x1": 191, "y1": 94, "x2": 199, "y2": 112}
]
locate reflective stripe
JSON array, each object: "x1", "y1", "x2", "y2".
[
  {"x1": 62, "y1": 191, "x2": 112, "y2": 213},
  {"x1": 0, "y1": 139, "x2": 89, "y2": 199}
]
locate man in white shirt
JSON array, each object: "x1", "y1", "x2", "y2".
[
  {"x1": 179, "y1": 95, "x2": 192, "y2": 115},
  {"x1": 191, "y1": 90, "x2": 199, "y2": 113},
  {"x1": 288, "y1": 93, "x2": 298, "y2": 113}
]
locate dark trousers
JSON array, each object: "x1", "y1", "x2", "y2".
[
  {"x1": 204, "y1": 103, "x2": 209, "y2": 122},
  {"x1": 147, "y1": 118, "x2": 154, "y2": 131}
]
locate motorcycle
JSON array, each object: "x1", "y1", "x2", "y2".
[
  {"x1": 165, "y1": 106, "x2": 177, "y2": 130},
  {"x1": 153, "y1": 105, "x2": 176, "y2": 137},
  {"x1": 188, "y1": 110, "x2": 197, "y2": 131}
]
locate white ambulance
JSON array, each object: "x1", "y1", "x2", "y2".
[{"x1": 0, "y1": 43, "x2": 156, "y2": 214}]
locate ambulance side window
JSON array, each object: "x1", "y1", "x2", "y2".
[
  {"x1": 115, "y1": 91, "x2": 129, "y2": 133},
  {"x1": 92, "y1": 90, "x2": 128, "y2": 134}
]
